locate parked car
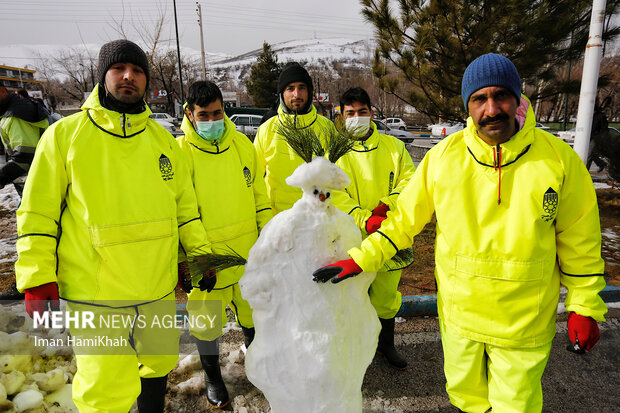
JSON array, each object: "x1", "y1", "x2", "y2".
[
  {"x1": 555, "y1": 129, "x2": 575, "y2": 145},
  {"x1": 386, "y1": 117, "x2": 407, "y2": 130},
  {"x1": 535, "y1": 122, "x2": 551, "y2": 131},
  {"x1": 430, "y1": 123, "x2": 464, "y2": 138},
  {"x1": 230, "y1": 114, "x2": 262, "y2": 140},
  {"x1": 374, "y1": 120, "x2": 415, "y2": 143},
  {"x1": 151, "y1": 118, "x2": 178, "y2": 135},
  {"x1": 150, "y1": 112, "x2": 179, "y2": 126}
]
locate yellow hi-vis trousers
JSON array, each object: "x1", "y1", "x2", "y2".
[
  {"x1": 187, "y1": 282, "x2": 253, "y2": 341},
  {"x1": 369, "y1": 269, "x2": 402, "y2": 319},
  {"x1": 440, "y1": 319, "x2": 552, "y2": 413},
  {"x1": 70, "y1": 296, "x2": 180, "y2": 413}
]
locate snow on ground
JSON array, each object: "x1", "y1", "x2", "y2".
[
  {"x1": 0, "y1": 185, "x2": 19, "y2": 274},
  {"x1": 594, "y1": 182, "x2": 612, "y2": 189}
]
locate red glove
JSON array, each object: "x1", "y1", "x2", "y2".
[
  {"x1": 372, "y1": 202, "x2": 389, "y2": 217},
  {"x1": 313, "y1": 259, "x2": 363, "y2": 284},
  {"x1": 177, "y1": 261, "x2": 193, "y2": 293},
  {"x1": 198, "y1": 269, "x2": 217, "y2": 293},
  {"x1": 24, "y1": 282, "x2": 59, "y2": 319},
  {"x1": 567, "y1": 312, "x2": 600, "y2": 353},
  {"x1": 366, "y1": 215, "x2": 386, "y2": 234}
]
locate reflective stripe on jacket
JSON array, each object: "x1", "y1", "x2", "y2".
[
  {"x1": 178, "y1": 114, "x2": 272, "y2": 287},
  {"x1": 15, "y1": 85, "x2": 211, "y2": 302},
  {"x1": 254, "y1": 104, "x2": 336, "y2": 213},
  {"x1": 333, "y1": 122, "x2": 416, "y2": 269},
  {"x1": 349, "y1": 97, "x2": 606, "y2": 347}
]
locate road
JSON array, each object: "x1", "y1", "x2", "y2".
[{"x1": 192, "y1": 308, "x2": 619, "y2": 412}]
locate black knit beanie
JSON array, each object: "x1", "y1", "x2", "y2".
[
  {"x1": 278, "y1": 62, "x2": 313, "y2": 95},
  {"x1": 97, "y1": 39, "x2": 150, "y2": 87},
  {"x1": 277, "y1": 62, "x2": 313, "y2": 113}
]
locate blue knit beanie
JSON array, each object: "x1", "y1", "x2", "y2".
[{"x1": 461, "y1": 53, "x2": 521, "y2": 110}]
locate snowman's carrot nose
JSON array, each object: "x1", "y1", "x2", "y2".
[{"x1": 319, "y1": 193, "x2": 326, "y2": 202}]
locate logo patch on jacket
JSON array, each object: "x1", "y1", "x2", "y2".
[
  {"x1": 159, "y1": 154, "x2": 174, "y2": 181},
  {"x1": 243, "y1": 166, "x2": 252, "y2": 187},
  {"x1": 541, "y1": 187, "x2": 558, "y2": 222},
  {"x1": 388, "y1": 171, "x2": 394, "y2": 193}
]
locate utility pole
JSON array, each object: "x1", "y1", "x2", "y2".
[
  {"x1": 196, "y1": 2, "x2": 207, "y2": 79},
  {"x1": 173, "y1": 0, "x2": 185, "y2": 104},
  {"x1": 573, "y1": 0, "x2": 607, "y2": 164}
]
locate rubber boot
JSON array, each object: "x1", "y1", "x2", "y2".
[
  {"x1": 0, "y1": 281, "x2": 25, "y2": 301},
  {"x1": 136, "y1": 375, "x2": 168, "y2": 413},
  {"x1": 377, "y1": 317, "x2": 407, "y2": 370},
  {"x1": 196, "y1": 339, "x2": 229, "y2": 409},
  {"x1": 241, "y1": 326, "x2": 255, "y2": 349}
]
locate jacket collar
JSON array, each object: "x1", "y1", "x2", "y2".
[
  {"x1": 276, "y1": 102, "x2": 318, "y2": 129},
  {"x1": 82, "y1": 84, "x2": 151, "y2": 138},
  {"x1": 464, "y1": 95, "x2": 535, "y2": 167},
  {"x1": 180, "y1": 112, "x2": 234, "y2": 153},
  {"x1": 350, "y1": 122, "x2": 380, "y2": 152}
]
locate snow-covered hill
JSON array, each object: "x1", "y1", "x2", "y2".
[{"x1": 0, "y1": 37, "x2": 376, "y2": 86}]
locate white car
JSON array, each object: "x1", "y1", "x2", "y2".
[
  {"x1": 230, "y1": 114, "x2": 262, "y2": 140},
  {"x1": 536, "y1": 122, "x2": 551, "y2": 131},
  {"x1": 374, "y1": 120, "x2": 415, "y2": 143},
  {"x1": 151, "y1": 118, "x2": 177, "y2": 135},
  {"x1": 556, "y1": 129, "x2": 575, "y2": 145},
  {"x1": 386, "y1": 117, "x2": 407, "y2": 130},
  {"x1": 430, "y1": 123, "x2": 464, "y2": 140},
  {"x1": 150, "y1": 112, "x2": 179, "y2": 126}
]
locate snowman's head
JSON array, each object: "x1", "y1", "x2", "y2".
[{"x1": 286, "y1": 156, "x2": 350, "y2": 203}]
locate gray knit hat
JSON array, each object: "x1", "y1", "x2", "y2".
[
  {"x1": 97, "y1": 39, "x2": 150, "y2": 87},
  {"x1": 461, "y1": 53, "x2": 521, "y2": 110}
]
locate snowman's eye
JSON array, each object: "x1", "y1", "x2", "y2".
[
  {"x1": 325, "y1": 192, "x2": 331, "y2": 199},
  {"x1": 313, "y1": 189, "x2": 319, "y2": 195}
]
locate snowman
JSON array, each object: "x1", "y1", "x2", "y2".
[{"x1": 239, "y1": 153, "x2": 381, "y2": 413}]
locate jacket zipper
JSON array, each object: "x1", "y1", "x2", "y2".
[
  {"x1": 120, "y1": 114, "x2": 131, "y2": 137},
  {"x1": 492, "y1": 144, "x2": 502, "y2": 205}
]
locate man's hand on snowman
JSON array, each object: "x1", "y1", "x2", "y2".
[{"x1": 313, "y1": 259, "x2": 363, "y2": 284}]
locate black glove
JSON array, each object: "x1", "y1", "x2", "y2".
[{"x1": 198, "y1": 268, "x2": 217, "y2": 292}]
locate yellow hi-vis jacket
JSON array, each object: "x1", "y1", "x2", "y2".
[
  {"x1": 254, "y1": 104, "x2": 337, "y2": 213},
  {"x1": 15, "y1": 85, "x2": 211, "y2": 302},
  {"x1": 333, "y1": 122, "x2": 416, "y2": 269},
  {"x1": 349, "y1": 97, "x2": 607, "y2": 348},
  {"x1": 0, "y1": 114, "x2": 48, "y2": 185},
  {"x1": 177, "y1": 114, "x2": 272, "y2": 287}
]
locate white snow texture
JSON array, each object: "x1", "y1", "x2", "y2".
[{"x1": 240, "y1": 157, "x2": 380, "y2": 413}]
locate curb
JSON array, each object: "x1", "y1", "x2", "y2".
[{"x1": 396, "y1": 285, "x2": 620, "y2": 317}]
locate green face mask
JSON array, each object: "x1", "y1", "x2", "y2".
[{"x1": 195, "y1": 119, "x2": 225, "y2": 141}]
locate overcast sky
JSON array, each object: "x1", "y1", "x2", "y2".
[{"x1": 0, "y1": 0, "x2": 376, "y2": 57}]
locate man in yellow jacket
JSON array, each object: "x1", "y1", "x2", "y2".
[
  {"x1": 254, "y1": 62, "x2": 336, "y2": 213},
  {"x1": 332, "y1": 87, "x2": 415, "y2": 369},
  {"x1": 314, "y1": 54, "x2": 607, "y2": 412},
  {"x1": 0, "y1": 85, "x2": 49, "y2": 300},
  {"x1": 178, "y1": 80, "x2": 272, "y2": 408},
  {"x1": 15, "y1": 40, "x2": 213, "y2": 413}
]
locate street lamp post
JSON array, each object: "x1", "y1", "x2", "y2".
[{"x1": 173, "y1": 0, "x2": 185, "y2": 105}]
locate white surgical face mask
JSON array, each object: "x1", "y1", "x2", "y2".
[
  {"x1": 195, "y1": 119, "x2": 225, "y2": 141},
  {"x1": 345, "y1": 116, "x2": 371, "y2": 138}
]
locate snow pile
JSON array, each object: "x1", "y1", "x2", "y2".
[
  {"x1": 0, "y1": 185, "x2": 19, "y2": 270},
  {"x1": 240, "y1": 157, "x2": 380, "y2": 413},
  {"x1": 0, "y1": 302, "x2": 77, "y2": 412}
]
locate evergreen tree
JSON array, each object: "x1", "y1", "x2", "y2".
[
  {"x1": 246, "y1": 42, "x2": 282, "y2": 108},
  {"x1": 361, "y1": 0, "x2": 620, "y2": 122}
]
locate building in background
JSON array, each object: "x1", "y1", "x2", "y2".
[{"x1": 0, "y1": 65, "x2": 44, "y2": 93}]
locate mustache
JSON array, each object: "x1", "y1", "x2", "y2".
[
  {"x1": 117, "y1": 83, "x2": 137, "y2": 91},
  {"x1": 479, "y1": 113, "x2": 509, "y2": 126}
]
